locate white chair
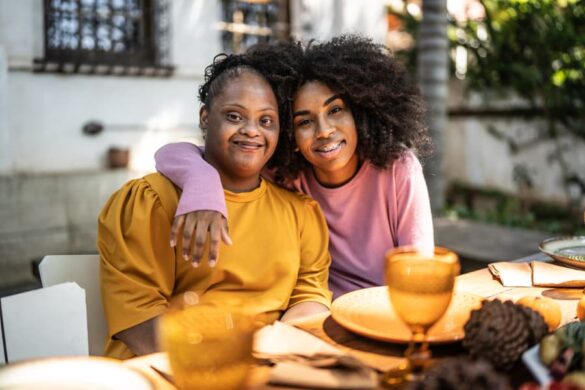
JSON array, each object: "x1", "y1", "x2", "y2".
[
  {"x1": 39, "y1": 254, "x2": 107, "y2": 356},
  {"x1": 1, "y1": 282, "x2": 88, "y2": 362}
]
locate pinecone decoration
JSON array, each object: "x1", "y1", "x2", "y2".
[
  {"x1": 463, "y1": 299, "x2": 548, "y2": 370},
  {"x1": 406, "y1": 357, "x2": 511, "y2": 390}
]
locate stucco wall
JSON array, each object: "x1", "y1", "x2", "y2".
[{"x1": 444, "y1": 81, "x2": 585, "y2": 205}]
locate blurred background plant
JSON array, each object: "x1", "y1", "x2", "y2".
[{"x1": 391, "y1": 0, "x2": 585, "y2": 234}]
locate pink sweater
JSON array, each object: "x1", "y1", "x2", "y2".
[{"x1": 155, "y1": 143, "x2": 434, "y2": 298}]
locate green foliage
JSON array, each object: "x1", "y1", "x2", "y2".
[{"x1": 456, "y1": 0, "x2": 585, "y2": 138}]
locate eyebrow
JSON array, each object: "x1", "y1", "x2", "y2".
[
  {"x1": 221, "y1": 103, "x2": 277, "y2": 112},
  {"x1": 293, "y1": 94, "x2": 342, "y2": 118}
]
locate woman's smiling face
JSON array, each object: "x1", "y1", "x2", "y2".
[
  {"x1": 292, "y1": 81, "x2": 359, "y2": 187},
  {"x1": 201, "y1": 70, "x2": 279, "y2": 192}
]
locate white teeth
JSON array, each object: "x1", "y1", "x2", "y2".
[{"x1": 317, "y1": 142, "x2": 341, "y2": 152}]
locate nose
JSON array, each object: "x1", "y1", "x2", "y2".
[
  {"x1": 239, "y1": 122, "x2": 260, "y2": 137},
  {"x1": 316, "y1": 115, "x2": 335, "y2": 139}
]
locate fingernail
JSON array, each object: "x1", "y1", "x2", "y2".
[
  {"x1": 192, "y1": 261, "x2": 199, "y2": 268},
  {"x1": 170, "y1": 239, "x2": 176, "y2": 247},
  {"x1": 183, "y1": 254, "x2": 190, "y2": 261},
  {"x1": 209, "y1": 260, "x2": 216, "y2": 268},
  {"x1": 226, "y1": 237, "x2": 233, "y2": 246}
]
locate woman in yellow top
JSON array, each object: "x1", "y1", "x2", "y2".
[{"x1": 98, "y1": 49, "x2": 332, "y2": 359}]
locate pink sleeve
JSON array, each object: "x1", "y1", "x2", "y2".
[
  {"x1": 393, "y1": 152, "x2": 435, "y2": 253},
  {"x1": 154, "y1": 142, "x2": 227, "y2": 218}
]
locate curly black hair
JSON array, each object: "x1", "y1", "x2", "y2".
[
  {"x1": 257, "y1": 34, "x2": 433, "y2": 180},
  {"x1": 197, "y1": 44, "x2": 302, "y2": 171}
]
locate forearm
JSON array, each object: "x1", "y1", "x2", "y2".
[
  {"x1": 115, "y1": 317, "x2": 160, "y2": 356},
  {"x1": 281, "y1": 301, "x2": 329, "y2": 323},
  {"x1": 155, "y1": 142, "x2": 227, "y2": 217}
]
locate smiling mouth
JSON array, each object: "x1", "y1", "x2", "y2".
[
  {"x1": 314, "y1": 141, "x2": 345, "y2": 155},
  {"x1": 233, "y1": 140, "x2": 265, "y2": 151}
]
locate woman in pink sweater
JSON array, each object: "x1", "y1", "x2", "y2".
[{"x1": 156, "y1": 35, "x2": 434, "y2": 298}]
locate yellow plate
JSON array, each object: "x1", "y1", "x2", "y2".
[{"x1": 331, "y1": 286, "x2": 483, "y2": 344}]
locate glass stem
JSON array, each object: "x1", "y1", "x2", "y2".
[{"x1": 406, "y1": 326, "x2": 431, "y2": 373}]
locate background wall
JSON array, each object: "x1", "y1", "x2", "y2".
[{"x1": 0, "y1": 0, "x2": 388, "y2": 288}]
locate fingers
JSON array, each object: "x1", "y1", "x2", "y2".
[
  {"x1": 207, "y1": 219, "x2": 222, "y2": 268},
  {"x1": 170, "y1": 215, "x2": 185, "y2": 248},
  {"x1": 172, "y1": 211, "x2": 229, "y2": 268},
  {"x1": 190, "y1": 221, "x2": 209, "y2": 267},
  {"x1": 181, "y1": 214, "x2": 197, "y2": 262},
  {"x1": 221, "y1": 218, "x2": 232, "y2": 246}
]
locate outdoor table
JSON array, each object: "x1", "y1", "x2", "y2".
[{"x1": 125, "y1": 252, "x2": 579, "y2": 389}]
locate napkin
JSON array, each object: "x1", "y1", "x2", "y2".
[
  {"x1": 488, "y1": 262, "x2": 532, "y2": 287},
  {"x1": 531, "y1": 262, "x2": 585, "y2": 287},
  {"x1": 254, "y1": 321, "x2": 378, "y2": 389},
  {"x1": 489, "y1": 261, "x2": 585, "y2": 288}
]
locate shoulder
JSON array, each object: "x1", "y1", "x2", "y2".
[
  {"x1": 392, "y1": 150, "x2": 423, "y2": 173},
  {"x1": 265, "y1": 180, "x2": 317, "y2": 206},
  {"x1": 103, "y1": 173, "x2": 179, "y2": 221}
]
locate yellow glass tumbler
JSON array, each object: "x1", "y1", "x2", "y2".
[{"x1": 159, "y1": 301, "x2": 255, "y2": 390}]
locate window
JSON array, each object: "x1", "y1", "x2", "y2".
[
  {"x1": 35, "y1": 0, "x2": 173, "y2": 76},
  {"x1": 219, "y1": 0, "x2": 290, "y2": 54}
]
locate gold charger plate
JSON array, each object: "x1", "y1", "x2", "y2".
[
  {"x1": 539, "y1": 236, "x2": 585, "y2": 269},
  {"x1": 331, "y1": 286, "x2": 483, "y2": 344}
]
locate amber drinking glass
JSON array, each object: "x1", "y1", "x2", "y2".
[
  {"x1": 159, "y1": 299, "x2": 256, "y2": 390},
  {"x1": 383, "y1": 247, "x2": 460, "y2": 386}
]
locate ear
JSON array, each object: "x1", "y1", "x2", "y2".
[{"x1": 199, "y1": 105, "x2": 209, "y2": 138}]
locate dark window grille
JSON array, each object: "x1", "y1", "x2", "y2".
[
  {"x1": 35, "y1": 0, "x2": 173, "y2": 76},
  {"x1": 220, "y1": 0, "x2": 290, "y2": 54}
]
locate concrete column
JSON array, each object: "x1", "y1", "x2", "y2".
[{"x1": 0, "y1": 45, "x2": 11, "y2": 174}]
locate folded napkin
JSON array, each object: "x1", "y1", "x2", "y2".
[
  {"x1": 532, "y1": 262, "x2": 585, "y2": 287},
  {"x1": 488, "y1": 262, "x2": 532, "y2": 287},
  {"x1": 254, "y1": 321, "x2": 378, "y2": 389},
  {"x1": 489, "y1": 261, "x2": 585, "y2": 288}
]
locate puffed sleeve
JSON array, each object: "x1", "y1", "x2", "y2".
[
  {"x1": 287, "y1": 197, "x2": 333, "y2": 308},
  {"x1": 97, "y1": 178, "x2": 176, "y2": 341}
]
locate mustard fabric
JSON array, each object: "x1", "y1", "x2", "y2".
[{"x1": 98, "y1": 173, "x2": 332, "y2": 358}]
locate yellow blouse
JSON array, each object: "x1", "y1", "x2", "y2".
[{"x1": 98, "y1": 173, "x2": 331, "y2": 358}]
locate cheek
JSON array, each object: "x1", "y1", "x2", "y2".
[{"x1": 294, "y1": 130, "x2": 311, "y2": 149}]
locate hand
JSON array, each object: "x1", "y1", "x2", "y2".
[{"x1": 170, "y1": 210, "x2": 232, "y2": 267}]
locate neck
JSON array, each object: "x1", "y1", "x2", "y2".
[
  {"x1": 313, "y1": 154, "x2": 361, "y2": 188},
  {"x1": 219, "y1": 174, "x2": 262, "y2": 193},
  {"x1": 203, "y1": 155, "x2": 262, "y2": 193}
]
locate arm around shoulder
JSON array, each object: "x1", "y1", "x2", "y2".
[{"x1": 155, "y1": 142, "x2": 227, "y2": 218}]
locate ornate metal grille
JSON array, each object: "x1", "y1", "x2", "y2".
[
  {"x1": 219, "y1": 0, "x2": 290, "y2": 54},
  {"x1": 35, "y1": 0, "x2": 173, "y2": 76}
]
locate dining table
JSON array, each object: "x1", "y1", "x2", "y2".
[{"x1": 124, "y1": 252, "x2": 581, "y2": 389}]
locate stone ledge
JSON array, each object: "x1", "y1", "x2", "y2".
[{"x1": 434, "y1": 217, "x2": 552, "y2": 263}]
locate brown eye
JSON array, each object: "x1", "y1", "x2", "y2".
[
  {"x1": 261, "y1": 116, "x2": 274, "y2": 127},
  {"x1": 226, "y1": 113, "x2": 242, "y2": 122},
  {"x1": 295, "y1": 118, "x2": 311, "y2": 128},
  {"x1": 330, "y1": 106, "x2": 343, "y2": 115}
]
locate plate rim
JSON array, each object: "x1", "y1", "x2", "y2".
[
  {"x1": 539, "y1": 235, "x2": 585, "y2": 268},
  {"x1": 0, "y1": 356, "x2": 154, "y2": 389},
  {"x1": 331, "y1": 286, "x2": 483, "y2": 345}
]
